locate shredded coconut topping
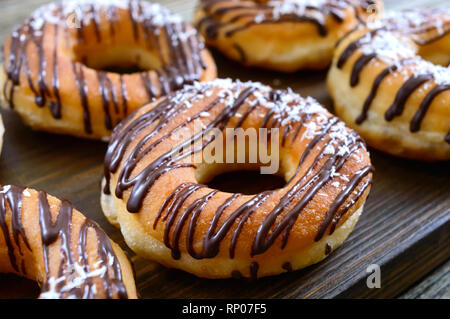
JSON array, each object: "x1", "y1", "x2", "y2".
[
  {"x1": 380, "y1": 9, "x2": 450, "y2": 32},
  {"x1": 368, "y1": 8, "x2": 450, "y2": 37},
  {"x1": 0, "y1": 185, "x2": 11, "y2": 193},
  {"x1": 270, "y1": 0, "x2": 328, "y2": 19},
  {"x1": 40, "y1": 257, "x2": 111, "y2": 299},
  {"x1": 28, "y1": 0, "x2": 186, "y2": 31},
  {"x1": 360, "y1": 9, "x2": 450, "y2": 85},
  {"x1": 429, "y1": 65, "x2": 450, "y2": 85},
  {"x1": 408, "y1": 61, "x2": 450, "y2": 85},
  {"x1": 166, "y1": 78, "x2": 361, "y2": 163},
  {"x1": 179, "y1": 78, "x2": 327, "y2": 127},
  {"x1": 359, "y1": 31, "x2": 416, "y2": 64}
]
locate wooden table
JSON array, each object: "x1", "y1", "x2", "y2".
[{"x1": 0, "y1": 0, "x2": 448, "y2": 299}]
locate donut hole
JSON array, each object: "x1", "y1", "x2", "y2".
[
  {"x1": 417, "y1": 44, "x2": 450, "y2": 66},
  {"x1": 73, "y1": 45, "x2": 161, "y2": 74},
  {"x1": 403, "y1": 31, "x2": 450, "y2": 66},
  {"x1": 193, "y1": 132, "x2": 298, "y2": 194},
  {"x1": 197, "y1": 162, "x2": 287, "y2": 195}
]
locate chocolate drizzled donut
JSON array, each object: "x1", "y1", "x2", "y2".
[
  {"x1": 0, "y1": 0, "x2": 216, "y2": 139},
  {"x1": 194, "y1": 0, "x2": 382, "y2": 72},
  {"x1": 101, "y1": 79, "x2": 373, "y2": 279},
  {"x1": 328, "y1": 9, "x2": 450, "y2": 160},
  {"x1": 197, "y1": 0, "x2": 376, "y2": 38},
  {"x1": 341, "y1": 10, "x2": 449, "y2": 138},
  {"x1": 0, "y1": 185, "x2": 137, "y2": 299}
]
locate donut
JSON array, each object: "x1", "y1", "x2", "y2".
[
  {"x1": 101, "y1": 79, "x2": 373, "y2": 279},
  {"x1": 327, "y1": 9, "x2": 450, "y2": 160},
  {"x1": 194, "y1": 0, "x2": 383, "y2": 72},
  {"x1": 0, "y1": 0, "x2": 217, "y2": 140},
  {"x1": 0, "y1": 185, "x2": 137, "y2": 299}
]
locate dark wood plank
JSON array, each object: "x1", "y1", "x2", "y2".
[
  {"x1": 0, "y1": 0, "x2": 449, "y2": 299},
  {"x1": 400, "y1": 261, "x2": 450, "y2": 299}
]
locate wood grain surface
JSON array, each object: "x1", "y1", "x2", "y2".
[
  {"x1": 0, "y1": 0, "x2": 448, "y2": 299},
  {"x1": 401, "y1": 260, "x2": 450, "y2": 299}
]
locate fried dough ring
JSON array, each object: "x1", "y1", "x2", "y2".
[
  {"x1": 0, "y1": 0, "x2": 216, "y2": 140},
  {"x1": 101, "y1": 79, "x2": 373, "y2": 279},
  {"x1": 194, "y1": 0, "x2": 383, "y2": 71},
  {"x1": 327, "y1": 9, "x2": 450, "y2": 160},
  {"x1": 0, "y1": 185, "x2": 137, "y2": 299}
]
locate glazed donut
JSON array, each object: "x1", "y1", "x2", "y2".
[
  {"x1": 327, "y1": 9, "x2": 450, "y2": 160},
  {"x1": 0, "y1": 0, "x2": 216, "y2": 140},
  {"x1": 194, "y1": 0, "x2": 383, "y2": 72},
  {"x1": 0, "y1": 185, "x2": 137, "y2": 299},
  {"x1": 101, "y1": 79, "x2": 373, "y2": 279}
]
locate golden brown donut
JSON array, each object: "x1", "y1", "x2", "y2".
[
  {"x1": 0, "y1": 0, "x2": 217, "y2": 140},
  {"x1": 327, "y1": 9, "x2": 450, "y2": 160},
  {"x1": 0, "y1": 184, "x2": 137, "y2": 299},
  {"x1": 101, "y1": 79, "x2": 373, "y2": 279},
  {"x1": 194, "y1": 0, "x2": 383, "y2": 72}
]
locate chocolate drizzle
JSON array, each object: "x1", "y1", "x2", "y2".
[
  {"x1": 104, "y1": 80, "x2": 372, "y2": 275},
  {"x1": 0, "y1": 185, "x2": 30, "y2": 274},
  {"x1": 355, "y1": 59, "x2": 413, "y2": 124},
  {"x1": 249, "y1": 261, "x2": 259, "y2": 280},
  {"x1": 410, "y1": 84, "x2": 450, "y2": 132},
  {"x1": 282, "y1": 261, "x2": 292, "y2": 272},
  {"x1": 315, "y1": 165, "x2": 373, "y2": 241},
  {"x1": 336, "y1": 9, "x2": 450, "y2": 143},
  {"x1": 0, "y1": 185, "x2": 128, "y2": 299},
  {"x1": 196, "y1": 0, "x2": 375, "y2": 41},
  {"x1": 350, "y1": 53, "x2": 376, "y2": 87},
  {"x1": 325, "y1": 243, "x2": 332, "y2": 255},
  {"x1": 72, "y1": 61, "x2": 93, "y2": 134},
  {"x1": 1, "y1": 0, "x2": 207, "y2": 136},
  {"x1": 337, "y1": 29, "x2": 380, "y2": 69},
  {"x1": 384, "y1": 74, "x2": 432, "y2": 122}
]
